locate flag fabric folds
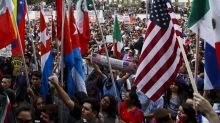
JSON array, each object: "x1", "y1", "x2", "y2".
[
  {"x1": 52, "y1": 15, "x2": 57, "y2": 42},
  {"x1": 134, "y1": 0, "x2": 182, "y2": 101},
  {"x1": 63, "y1": 13, "x2": 77, "y2": 97},
  {"x1": 40, "y1": 8, "x2": 54, "y2": 100},
  {"x1": 188, "y1": 0, "x2": 220, "y2": 90},
  {"x1": 204, "y1": 42, "x2": 220, "y2": 90},
  {"x1": 11, "y1": 0, "x2": 26, "y2": 56},
  {"x1": 0, "y1": 0, "x2": 16, "y2": 49},
  {"x1": 0, "y1": 94, "x2": 11, "y2": 123},
  {"x1": 76, "y1": 0, "x2": 90, "y2": 56},
  {"x1": 113, "y1": 15, "x2": 123, "y2": 59},
  {"x1": 69, "y1": 5, "x2": 87, "y2": 93},
  {"x1": 56, "y1": 0, "x2": 62, "y2": 41}
]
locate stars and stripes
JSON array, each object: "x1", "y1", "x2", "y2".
[{"x1": 134, "y1": 0, "x2": 182, "y2": 101}]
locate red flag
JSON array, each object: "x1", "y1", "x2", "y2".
[
  {"x1": 56, "y1": 0, "x2": 62, "y2": 41},
  {"x1": 76, "y1": 0, "x2": 90, "y2": 56},
  {"x1": 134, "y1": 0, "x2": 182, "y2": 101},
  {"x1": 69, "y1": 5, "x2": 80, "y2": 49},
  {"x1": 80, "y1": 11, "x2": 90, "y2": 56},
  {"x1": 51, "y1": 15, "x2": 57, "y2": 41},
  {"x1": 64, "y1": 14, "x2": 73, "y2": 55},
  {"x1": 0, "y1": 9, "x2": 16, "y2": 49},
  {"x1": 12, "y1": 0, "x2": 26, "y2": 56},
  {"x1": 40, "y1": 9, "x2": 51, "y2": 54}
]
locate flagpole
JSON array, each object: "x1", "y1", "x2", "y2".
[
  {"x1": 25, "y1": 0, "x2": 39, "y2": 71},
  {"x1": 60, "y1": 0, "x2": 65, "y2": 86},
  {"x1": 145, "y1": 0, "x2": 149, "y2": 21},
  {"x1": 194, "y1": 27, "x2": 200, "y2": 90},
  {"x1": 177, "y1": 36, "x2": 198, "y2": 93},
  {"x1": 10, "y1": 8, "x2": 30, "y2": 87},
  {"x1": 92, "y1": 0, "x2": 119, "y2": 99},
  {"x1": 51, "y1": 15, "x2": 53, "y2": 48}
]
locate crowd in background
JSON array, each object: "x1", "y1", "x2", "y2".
[{"x1": 1, "y1": 1, "x2": 220, "y2": 123}]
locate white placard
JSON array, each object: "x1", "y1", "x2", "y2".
[
  {"x1": 123, "y1": 15, "x2": 130, "y2": 24},
  {"x1": 106, "y1": 35, "x2": 113, "y2": 43},
  {"x1": 0, "y1": 45, "x2": 12, "y2": 57}
]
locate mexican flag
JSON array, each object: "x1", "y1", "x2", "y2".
[
  {"x1": 113, "y1": 15, "x2": 123, "y2": 59},
  {"x1": 188, "y1": 0, "x2": 220, "y2": 90},
  {"x1": 188, "y1": 0, "x2": 220, "y2": 50}
]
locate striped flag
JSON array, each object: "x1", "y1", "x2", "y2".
[
  {"x1": 11, "y1": 0, "x2": 26, "y2": 56},
  {"x1": 69, "y1": 4, "x2": 87, "y2": 93},
  {"x1": 0, "y1": 94, "x2": 11, "y2": 123},
  {"x1": 63, "y1": 12, "x2": 77, "y2": 97},
  {"x1": 188, "y1": 0, "x2": 220, "y2": 90},
  {"x1": 40, "y1": 8, "x2": 54, "y2": 100},
  {"x1": 134, "y1": 0, "x2": 182, "y2": 101},
  {"x1": 113, "y1": 15, "x2": 123, "y2": 59},
  {"x1": 76, "y1": 0, "x2": 90, "y2": 56}
]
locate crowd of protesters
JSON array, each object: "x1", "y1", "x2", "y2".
[{"x1": 1, "y1": 1, "x2": 220, "y2": 123}]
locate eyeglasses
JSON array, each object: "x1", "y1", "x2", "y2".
[{"x1": 16, "y1": 117, "x2": 32, "y2": 123}]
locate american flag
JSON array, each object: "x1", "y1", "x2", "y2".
[{"x1": 134, "y1": 0, "x2": 182, "y2": 101}]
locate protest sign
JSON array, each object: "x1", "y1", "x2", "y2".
[{"x1": 91, "y1": 53, "x2": 137, "y2": 73}]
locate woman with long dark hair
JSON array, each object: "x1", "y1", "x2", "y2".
[
  {"x1": 176, "y1": 103, "x2": 198, "y2": 123},
  {"x1": 99, "y1": 94, "x2": 118, "y2": 123},
  {"x1": 119, "y1": 87, "x2": 144, "y2": 123},
  {"x1": 164, "y1": 81, "x2": 187, "y2": 120}
]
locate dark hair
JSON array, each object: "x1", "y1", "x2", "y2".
[
  {"x1": 102, "y1": 94, "x2": 117, "y2": 118},
  {"x1": 164, "y1": 81, "x2": 186, "y2": 107},
  {"x1": 83, "y1": 98, "x2": 100, "y2": 117},
  {"x1": 2, "y1": 75, "x2": 12, "y2": 81},
  {"x1": 198, "y1": 62, "x2": 204, "y2": 74},
  {"x1": 33, "y1": 96, "x2": 44, "y2": 109},
  {"x1": 31, "y1": 71, "x2": 41, "y2": 78},
  {"x1": 129, "y1": 87, "x2": 142, "y2": 109},
  {"x1": 15, "y1": 75, "x2": 28, "y2": 103},
  {"x1": 154, "y1": 108, "x2": 173, "y2": 123},
  {"x1": 73, "y1": 91, "x2": 88, "y2": 105},
  {"x1": 181, "y1": 103, "x2": 198, "y2": 123},
  {"x1": 15, "y1": 103, "x2": 32, "y2": 117}
]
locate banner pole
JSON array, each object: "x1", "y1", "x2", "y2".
[
  {"x1": 25, "y1": 0, "x2": 39, "y2": 71},
  {"x1": 60, "y1": 0, "x2": 65, "y2": 86},
  {"x1": 11, "y1": 4, "x2": 30, "y2": 87},
  {"x1": 91, "y1": 0, "x2": 119, "y2": 99},
  {"x1": 177, "y1": 36, "x2": 198, "y2": 93}
]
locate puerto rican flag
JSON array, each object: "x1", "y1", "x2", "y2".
[
  {"x1": 69, "y1": 5, "x2": 87, "y2": 94},
  {"x1": 40, "y1": 8, "x2": 54, "y2": 100}
]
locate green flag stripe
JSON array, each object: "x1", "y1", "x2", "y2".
[
  {"x1": 113, "y1": 16, "x2": 122, "y2": 42},
  {"x1": 188, "y1": 0, "x2": 210, "y2": 28}
]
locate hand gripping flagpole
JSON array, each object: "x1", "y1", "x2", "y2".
[
  {"x1": 10, "y1": 3, "x2": 30, "y2": 87},
  {"x1": 91, "y1": 0, "x2": 119, "y2": 99},
  {"x1": 25, "y1": 0, "x2": 39, "y2": 71}
]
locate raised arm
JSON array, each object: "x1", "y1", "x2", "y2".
[
  {"x1": 48, "y1": 75, "x2": 75, "y2": 110},
  {"x1": 93, "y1": 63, "x2": 105, "y2": 79},
  {"x1": 118, "y1": 73, "x2": 131, "y2": 85}
]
